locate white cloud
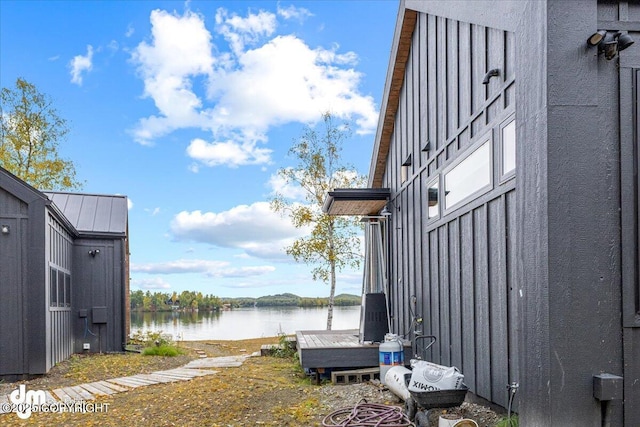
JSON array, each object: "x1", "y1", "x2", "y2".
[
  {"x1": 130, "y1": 6, "x2": 379, "y2": 149},
  {"x1": 210, "y1": 265, "x2": 276, "y2": 278},
  {"x1": 69, "y1": 45, "x2": 94, "y2": 86},
  {"x1": 276, "y1": 4, "x2": 313, "y2": 21},
  {"x1": 215, "y1": 8, "x2": 276, "y2": 54},
  {"x1": 186, "y1": 137, "x2": 272, "y2": 168},
  {"x1": 127, "y1": 198, "x2": 134, "y2": 210},
  {"x1": 267, "y1": 170, "x2": 306, "y2": 201},
  {"x1": 130, "y1": 9, "x2": 215, "y2": 143},
  {"x1": 133, "y1": 277, "x2": 172, "y2": 289},
  {"x1": 131, "y1": 259, "x2": 227, "y2": 274},
  {"x1": 144, "y1": 207, "x2": 161, "y2": 216},
  {"x1": 108, "y1": 40, "x2": 119, "y2": 53},
  {"x1": 125, "y1": 23, "x2": 135, "y2": 38},
  {"x1": 131, "y1": 258, "x2": 275, "y2": 278},
  {"x1": 170, "y1": 201, "x2": 308, "y2": 259},
  {"x1": 206, "y1": 35, "x2": 378, "y2": 133}
]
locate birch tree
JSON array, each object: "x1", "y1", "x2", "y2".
[
  {"x1": 0, "y1": 78, "x2": 81, "y2": 190},
  {"x1": 271, "y1": 113, "x2": 366, "y2": 330}
]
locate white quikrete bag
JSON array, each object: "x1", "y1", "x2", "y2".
[{"x1": 408, "y1": 360, "x2": 465, "y2": 392}]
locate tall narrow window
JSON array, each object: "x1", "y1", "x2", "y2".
[
  {"x1": 427, "y1": 178, "x2": 439, "y2": 219},
  {"x1": 50, "y1": 267, "x2": 57, "y2": 307},
  {"x1": 444, "y1": 139, "x2": 492, "y2": 210},
  {"x1": 502, "y1": 118, "x2": 516, "y2": 175},
  {"x1": 57, "y1": 270, "x2": 64, "y2": 306},
  {"x1": 64, "y1": 273, "x2": 71, "y2": 307}
]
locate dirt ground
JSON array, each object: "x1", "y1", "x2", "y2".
[{"x1": 0, "y1": 338, "x2": 507, "y2": 426}]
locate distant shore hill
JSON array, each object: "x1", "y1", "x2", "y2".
[
  {"x1": 222, "y1": 293, "x2": 361, "y2": 308},
  {"x1": 130, "y1": 290, "x2": 361, "y2": 312}
]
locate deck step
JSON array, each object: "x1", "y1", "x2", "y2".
[
  {"x1": 261, "y1": 337, "x2": 297, "y2": 356},
  {"x1": 260, "y1": 344, "x2": 285, "y2": 356},
  {"x1": 331, "y1": 367, "x2": 380, "y2": 385}
]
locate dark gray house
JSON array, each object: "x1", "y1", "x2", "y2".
[
  {"x1": 0, "y1": 166, "x2": 129, "y2": 381},
  {"x1": 327, "y1": 1, "x2": 639, "y2": 425}
]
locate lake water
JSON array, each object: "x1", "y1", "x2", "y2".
[{"x1": 130, "y1": 306, "x2": 361, "y2": 341}]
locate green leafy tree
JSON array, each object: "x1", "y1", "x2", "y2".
[
  {"x1": 0, "y1": 78, "x2": 81, "y2": 190},
  {"x1": 130, "y1": 290, "x2": 144, "y2": 309},
  {"x1": 271, "y1": 113, "x2": 366, "y2": 330}
]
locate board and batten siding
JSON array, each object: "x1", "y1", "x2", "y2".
[
  {"x1": 383, "y1": 11, "x2": 517, "y2": 408},
  {"x1": 0, "y1": 187, "x2": 29, "y2": 377},
  {"x1": 72, "y1": 238, "x2": 125, "y2": 354}
]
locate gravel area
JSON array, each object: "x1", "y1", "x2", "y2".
[{"x1": 318, "y1": 380, "x2": 506, "y2": 427}]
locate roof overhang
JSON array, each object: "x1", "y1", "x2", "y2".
[
  {"x1": 323, "y1": 188, "x2": 390, "y2": 216},
  {"x1": 368, "y1": 3, "x2": 417, "y2": 188}
]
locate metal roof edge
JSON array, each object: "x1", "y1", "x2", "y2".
[{"x1": 0, "y1": 166, "x2": 49, "y2": 204}]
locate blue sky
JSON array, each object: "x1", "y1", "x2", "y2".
[{"x1": 0, "y1": 0, "x2": 397, "y2": 298}]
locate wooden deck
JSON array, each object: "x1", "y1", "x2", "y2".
[{"x1": 296, "y1": 329, "x2": 412, "y2": 372}]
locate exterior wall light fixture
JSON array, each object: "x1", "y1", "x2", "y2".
[
  {"x1": 88, "y1": 249, "x2": 100, "y2": 257},
  {"x1": 1, "y1": 225, "x2": 9, "y2": 234},
  {"x1": 587, "y1": 30, "x2": 607, "y2": 46},
  {"x1": 588, "y1": 30, "x2": 635, "y2": 60},
  {"x1": 380, "y1": 200, "x2": 398, "y2": 217},
  {"x1": 482, "y1": 68, "x2": 501, "y2": 84}
]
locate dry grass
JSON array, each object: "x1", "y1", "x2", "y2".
[{"x1": 0, "y1": 338, "x2": 328, "y2": 426}]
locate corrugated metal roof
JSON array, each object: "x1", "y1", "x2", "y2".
[{"x1": 44, "y1": 192, "x2": 128, "y2": 236}]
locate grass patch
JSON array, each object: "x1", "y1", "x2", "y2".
[
  {"x1": 131, "y1": 329, "x2": 183, "y2": 357},
  {"x1": 142, "y1": 344, "x2": 183, "y2": 357},
  {"x1": 495, "y1": 415, "x2": 519, "y2": 427}
]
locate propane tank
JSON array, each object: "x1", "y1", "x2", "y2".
[{"x1": 379, "y1": 333, "x2": 404, "y2": 385}]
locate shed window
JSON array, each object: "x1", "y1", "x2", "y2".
[
  {"x1": 64, "y1": 273, "x2": 71, "y2": 307},
  {"x1": 57, "y1": 270, "x2": 65, "y2": 306},
  {"x1": 444, "y1": 139, "x2": 492, "y2": 210},
  {"x1": 49, "y1": 266, "x2": 71, "y2": 308},
  {"x1": 50, "y1": 267, "x2": 57, "y2": 307},
  {"x1": 502, "y1": 118, "x2": 516, "y2": 176}
]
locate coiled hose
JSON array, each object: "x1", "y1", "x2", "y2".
[{"x1": 322, "y1": 400, "x2": 414, "y2": 427}]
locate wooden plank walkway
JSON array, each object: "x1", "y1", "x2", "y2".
[
  {"x1": 296, "y1": 329, "x2": 412, "y2": 371},
  {"x1": 0, "y1": 354, "x2": 255, "y2": 414}
]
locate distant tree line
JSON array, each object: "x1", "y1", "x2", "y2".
[
  {"x1": 224, "y1": 293, "x2": 361, "y2": 308},
  {"x1": 130, "y1": 290, "x2": 361, "y2": 312},
  {"x1": 130, "y1": 290, "x2": 222, "y2": 312}
]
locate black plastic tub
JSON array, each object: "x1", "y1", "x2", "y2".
[{"x1": 404, "y1": 373, "x2": 468, "y2": 410}]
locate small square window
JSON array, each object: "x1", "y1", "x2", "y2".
[{"x1": 401, "y1": 155, "x2": 412, "y2": 184}]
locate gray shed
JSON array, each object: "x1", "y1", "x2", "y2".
[
  {"x1": 0, "y1": 166, "x2": 129, "y2": 380},
  {"x1": 327, "y1": 1, "x2": 640, "y2": 425}
]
